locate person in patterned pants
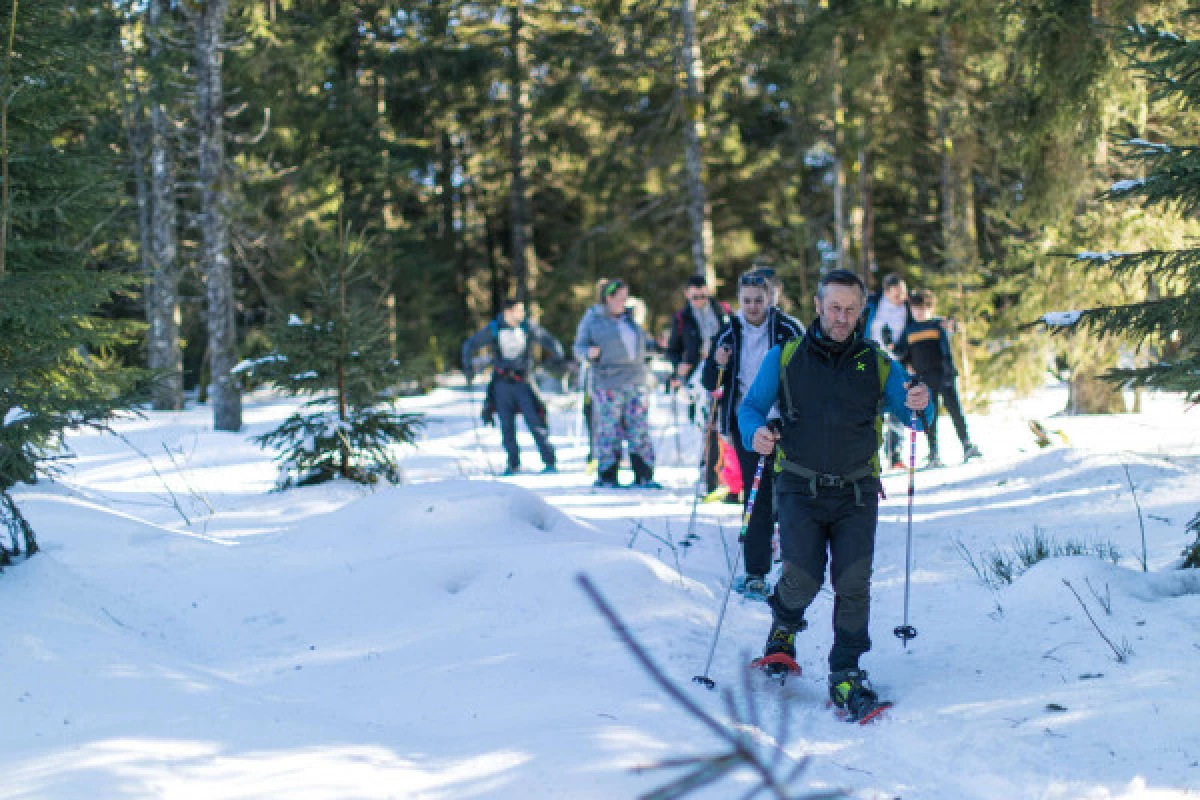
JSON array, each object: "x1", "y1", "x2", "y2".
[
  {"x1": 573, "y1": 279, "x2": 660, "y2": 489},
  {"x1": 591, "y1": 386, "x2": 655, "y2": 485}
]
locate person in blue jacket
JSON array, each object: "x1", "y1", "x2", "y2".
[{"x1": 738, "y1": 269, "x2": 931, "y2": 715}]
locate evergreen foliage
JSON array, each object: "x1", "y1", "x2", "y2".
[
  {"x1": 1184, "y1": 512, "x2": 1200, "y2": 569},
  {"x1": 0, "y1": 1, "x2": 149, "y2": 563},
  {"x1": 1068, "y1": 17, "x2": 1200, "y2": 403},
  {"x1": 241, "y1": 224, "x2": 422, "y2": 487}
]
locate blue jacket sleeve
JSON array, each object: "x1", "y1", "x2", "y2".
[
  {"x1": 736, "y1": 345, "x2": 781, "y2": 450},
  {"x1": 882, "y1": 356, "x2": 933, "y2": 429}
]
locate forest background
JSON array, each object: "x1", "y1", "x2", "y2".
[{"x1": 3, "y1": 0, "x2": 1198, "y2": 436}]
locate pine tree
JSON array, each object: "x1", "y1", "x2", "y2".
[
  {"x1": 1064, "y1": 13, "x2": 1199, "y2": 564},
  {"x1": 241, "y1": 222, "x2": 422, "y2": 488},
  {"x1": 0, "y1": 1, "x2": 148, "y2": 564}
]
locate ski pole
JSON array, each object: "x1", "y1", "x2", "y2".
[
  {"x1": 686, "y1": 367, "x2": 725, "y2": 540},
  {"x1": 894, "y1": 405, "x2": 921, "y2": 647},
  {"x1": 694, "y1": 447, "x2": 769, "y2": 690},
  {"x1": 468, "y1": 381, "x2": 498, "y2": 477},
  {"x1": 670, "y1": 389, "x2": 684, "y2": 467}
]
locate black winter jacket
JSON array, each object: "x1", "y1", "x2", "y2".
[
  {"x1": 699, "y1": 307, "x2": 804, "y2": 436},
  {"x1": 667, "y1": 298, "x2": 730, "y2": 379}
]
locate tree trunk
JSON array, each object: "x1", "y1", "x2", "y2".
[
  {"x1": 195, "y1": 0, "x2": 240, "y2": 431},
  {"x1": 147, "y1": 0, "x2": 183, "y2": 411},
  {"x1": 680, "y1": 0, "x2": 714, "y2": 286},
  {"x1": 0, "y1": 0, "x2": 17, "y2": 279},
  {"x1": 831, "y1": 35, "x2": 846, "y2": 271},
  {"x1": 859, "y1": 146, "x2": 875, "y2": 282},
  {"x1": 508, "y1": 5, "x2": 536, "y2": 303},
  {"x1": 1068, "y1": 371, "x2": 1125, "y2": 415}
]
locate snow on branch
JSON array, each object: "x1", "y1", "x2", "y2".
[
  {"x1": 3, "y1": 407, "x2": 31, "y2": 427},
  {"x1": 1109, "y1": 179, "x2": 1144, "y2": 193},
  {"x1": 1076, "y1": 251, "x2": 1129, "y2": 262},
  {"x1": 231, "y1": 353, "x2": 288, "y2": 375}
]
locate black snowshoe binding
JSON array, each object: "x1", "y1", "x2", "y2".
[
  {"x1": 828, "y1": 668, "x2": 891, "y2": 724},
  {"x1": 750, "y1": 621, "x2": 802, "y2": 683}
]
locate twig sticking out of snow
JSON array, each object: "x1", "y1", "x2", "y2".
[
  {"x1": 576, "y1": 574, "x2": 844, "y2": 800},
  {"x1": 1062, "y1": 579, "x2": 1132, "y2": 663},
  {"x1": 1085, "y1": 578, "x2": 1113, "y2": 616},
  {"x1": 1121, "y1": 463, "x2": 1148, "y2": 572}
]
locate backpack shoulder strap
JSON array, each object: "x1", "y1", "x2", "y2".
[{"x1": 779, "y1": 338, "x2": 804, "y2": 419}]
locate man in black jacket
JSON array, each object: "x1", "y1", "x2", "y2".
[
  {"x1": 701, "y1": 269, "x2": 804, "y2": 598},
  {"x1": 462, "y1": 299, "x2": 564, "y2": 475},
  {"x1": 739, "y1": 269, "x2": 930, "y2": 717},
  {"x1": 667, "y1": 275, "x2": 730, "y2": 493}
]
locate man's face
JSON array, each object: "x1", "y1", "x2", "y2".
[
  {"x1": 814, "y1": 284, "x2": 866, "y2": 343},
  {"x1": 912, "y1": 304, "x2": 931, "y2": 322},
  {"x1": 738, "y1": 286, "x2": 769, "y2": 326},
  {"x1": 686, "y1": 286, "x2": 709, "y2": 310},
  {"x1": 884, "y1": 282, "x2": 908, "y2": 306},
  {"x1": 504, "y1": 302, "x2": 526, "y2": 326}
]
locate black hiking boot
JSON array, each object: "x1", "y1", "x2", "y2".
[
  {"x1": 763, "y1": 621, "x2": 798, "y2": 660},
  {"x1": 630, "y1": 454, "x2": 661, "y2": 489},
  {"x1": 593, "y1": 465, "x2": 619, "y2": 489},
  {"x1": 828, "y1": 668, "x2": 880, "y2": 719}
]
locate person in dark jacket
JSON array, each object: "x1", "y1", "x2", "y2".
[
  {"x1": 667, "y1": 275, "x2": 730, "y2": 493},
  {"x1": 462, "y1": 298, "x2": 564, "y2": 475},
  {"x1": 701, "y1": 269, "x2": 804, "y2": 597},
  {"x1": 574, "y1": 279, "x2": 659, "y2": 489},
  {"x1": 893, "y1": 289, "x2": 981, "y2": 466},
  {"x1": 739, "y1": 269, "x2": 931, "y2": 715}
]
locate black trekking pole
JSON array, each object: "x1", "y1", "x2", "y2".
[
  {"x1": 670, "y1": 389, "x2": 684, "y2": 466},
  {"x1": 894, "y1": 407, "x2": 921, "y2": 647},
  {"x1": 694, "y1": 441, "x2": 771, "y2": 690},
  {"x1": 686, "y1": 366, "x2": 725, "y2": 540},
  {"x1": 468, "y1": 380, "x2": 497, "y2": 477}
]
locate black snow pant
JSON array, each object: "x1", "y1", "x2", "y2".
[
  {"x1": 731, "y1": 416, "x2": 775, "y2": 577},
  {"x1": 704, "y1": 426, "x2": 720, "y2": 495},
  {"x1": 494, "y1": 378, "x2": 555, "y2": 470},
  {"x1": 768, "y1": 481, "x2": 879, "y2": 673},
  {"x1": 884, "y1": 413, "x2": 905, "y2": 466},
  {"x1": 923, "y1": 373, "x2": 970, "y2": 457}
]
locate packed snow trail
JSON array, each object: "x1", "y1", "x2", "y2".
[{"x1": 2, "y1": 384, "x2": 1199, "y2": 798}]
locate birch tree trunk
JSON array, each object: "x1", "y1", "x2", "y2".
[
  {"x1": 508, "y1": 5, "x2": 536, "y2": 303},
  {"x1": 680, "y1": 0, "x2": 714, "y2": 286},
  {"x1": 195, "y1": 0, "x2": 240, "y2": 431},
  {"x1": 147, "y1": 0, "x2": 183, "y2": 411}
]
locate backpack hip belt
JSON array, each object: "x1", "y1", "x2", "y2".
[
  {"x1": 494, "y1": 367, "x2": 527, "y2": 383},
  {"x1": 777, "y1": 456, "x2": 876, "y2": 506}
]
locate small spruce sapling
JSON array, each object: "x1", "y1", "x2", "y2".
[{"x1": 240, "y1": 224, "x2": 422, "y2": 487}]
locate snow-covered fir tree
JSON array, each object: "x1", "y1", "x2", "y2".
[
  {"x1": 239, "y1": 223, "x2": 422, "y2": 487},
  {"x1": 1070, "y1": 14, "x2": 1200, "y2": 565}
]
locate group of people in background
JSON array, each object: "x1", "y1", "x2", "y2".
[{"x1": 461, "y1": 266, "x2": 981, "y2": 717}]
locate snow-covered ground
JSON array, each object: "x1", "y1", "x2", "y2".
[{"x1": 2, "y1": 383, "x2": 1199, "y2": 799}]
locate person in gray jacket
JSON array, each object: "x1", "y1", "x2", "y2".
[{"x1": 573, "y1": 279, "x2": 660, "y2": 489}]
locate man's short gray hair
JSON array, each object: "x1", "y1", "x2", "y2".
[{"x1": 816, "y1": 269, "x2": 868, "y2": 302}]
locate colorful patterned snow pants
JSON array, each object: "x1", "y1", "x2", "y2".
[{"x1": 591, "y1": 386, "x2": 655, "y2": 473}]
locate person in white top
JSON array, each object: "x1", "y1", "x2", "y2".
[
  {"x1": 865, "y1": 273, "x2": 915, "y2": 468},
  {"x1": 700, "y1": 269, "x2": 804, "y2": 598}
]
